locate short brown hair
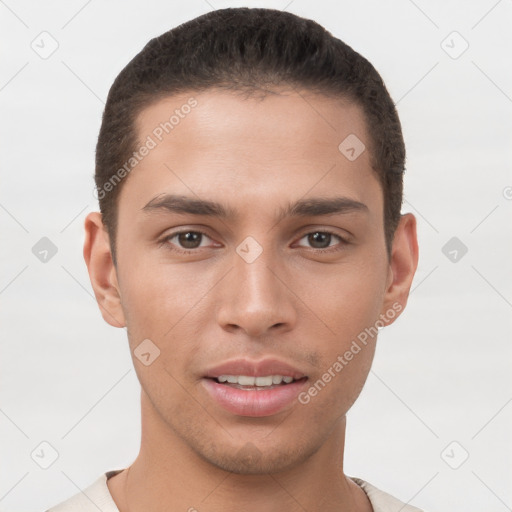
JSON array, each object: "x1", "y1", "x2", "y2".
[{"x1": 95, "y1": 7, "x2": 405, "y2": 266}]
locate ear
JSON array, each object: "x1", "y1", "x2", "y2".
[
  {"x1": 83, "y1": 212, "x2": 126, "y2": 328},
  {"x1": 380, "y1": 213, "x2": 419, "y2": 326}
]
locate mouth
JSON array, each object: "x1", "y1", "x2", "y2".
[
  {"x1": 202, "y1": 358, "x2": 309, "y2": 417},
  {"x1": 210, "y1": 374, "x2": 308, "y2": 391}
]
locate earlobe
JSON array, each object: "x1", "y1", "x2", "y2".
[
  {"x1": 83, "y1": 212, "x2": 126, "y2": 328},
  {"x1": 380, "y1": 213, "x2": 419, "y2": 326}
]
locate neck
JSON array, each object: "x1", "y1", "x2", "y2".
[{"x1": 108, "y1": 391, "x2": 372, "y2": 512}]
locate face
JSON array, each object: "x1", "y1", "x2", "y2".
[{"x1": 86, "y1": 88, "x2": 417, "y2": 475}]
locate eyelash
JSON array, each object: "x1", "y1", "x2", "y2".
[{"x1": 158, "y1": 229, "x2": 349, "y2": 255}]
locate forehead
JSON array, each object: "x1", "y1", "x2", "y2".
[
  {"x1": 118, "y1": 88, "x2": 381, "y2": 222},
  {"x1": 136, "y1": 87, "x2": 370, "y2": 157}
]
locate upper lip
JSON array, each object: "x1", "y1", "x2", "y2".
[{"x1": 204, "y1": 358, "x2": 307, "y2": 380}]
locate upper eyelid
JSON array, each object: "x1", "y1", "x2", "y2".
[
  {"x1": 295, "y1": 231, "x2": 344, "y2": 244},
  {"x1": 164, "y1": 229, "x2": 215, "y2": 245}
]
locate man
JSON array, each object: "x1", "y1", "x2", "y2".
[{"x1": 47, "y1": 7, "x2": 420, "y2": 511}]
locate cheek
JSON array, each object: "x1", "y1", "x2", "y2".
[
  {"x1": 118, "y1": 253, "x2": 213, "y2": 339},
  {"x1": 299, "y1": 256, "x2": 388, "y2": 344},
  {"x1": 297, "y1": 346, "x2": 375, "y2": 428},
  {"x1": 117, "y1": 256, "x2": 216, "y2": 389},
  {"x1": 297, "y1": 282, "x2": 380, "y2": 418},
  {"x1": 294, "y1": 257, "x2": 386, "y2": 405}
]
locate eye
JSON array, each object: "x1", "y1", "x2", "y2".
[
  {"x1": 159, "y1": 230, "x2": 217, "y2": 253},
  {"x1": 295, "y1": 231, "x2": 346, "y2": 251}
]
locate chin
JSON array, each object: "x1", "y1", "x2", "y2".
[{"x1": 193, "y1": 438, "x2": 314, "y2": 475}]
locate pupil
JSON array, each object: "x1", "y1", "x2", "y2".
[
  {"x1": 309, "y1": 232, "x2": 330, "y2": 249},
  {"x1": 179, "y1": 232, "x2": 201, "y2": 249}
]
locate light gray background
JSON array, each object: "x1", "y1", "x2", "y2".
[{"x1": 1, "y1": 1, "x2": 511, "y2": 511}]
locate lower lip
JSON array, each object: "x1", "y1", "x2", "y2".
[{"x1": 202, "y1": 378, "x2": 308, "y2": 417}]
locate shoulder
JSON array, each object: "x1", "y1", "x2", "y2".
[
  {"x1": 351, "y1": 477, "x2": 427, "y2": 512},
  {"x1": 45, "y1": 469, "x2": 123, "y2": 512}
]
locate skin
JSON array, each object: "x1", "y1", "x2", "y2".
[{"x1": 83, "y1": 87, "x2": 418, "y2": 512}]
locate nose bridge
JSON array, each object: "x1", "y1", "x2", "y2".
[
  {"x1": 216, "y1": 235, "x2": 296, "y2": 336},
  {"x1": 237, "y1": 247, "x2": 279, "y2": 305}
]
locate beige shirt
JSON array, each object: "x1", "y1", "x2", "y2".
[{"x1": 46, "y1": 469, "x2": 425, "y2": 512}]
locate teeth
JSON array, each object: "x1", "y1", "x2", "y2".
[
  {"x1": 216, "y1": 375, "x2": 296, "y2": 386},
  {"x1": 238, "y1": 375, "x2": 255, "y2": 386},
  {"x1": 255, "y1": 376, "x2": 273, "y2": 386}
]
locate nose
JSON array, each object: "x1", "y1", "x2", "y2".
[{"x1": 216, "y1": 242, "x2": 297, "y2": 338}]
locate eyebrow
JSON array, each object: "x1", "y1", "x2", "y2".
[{"x1": 141, "y1": 193, "x2": 368, "y2": 222}]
